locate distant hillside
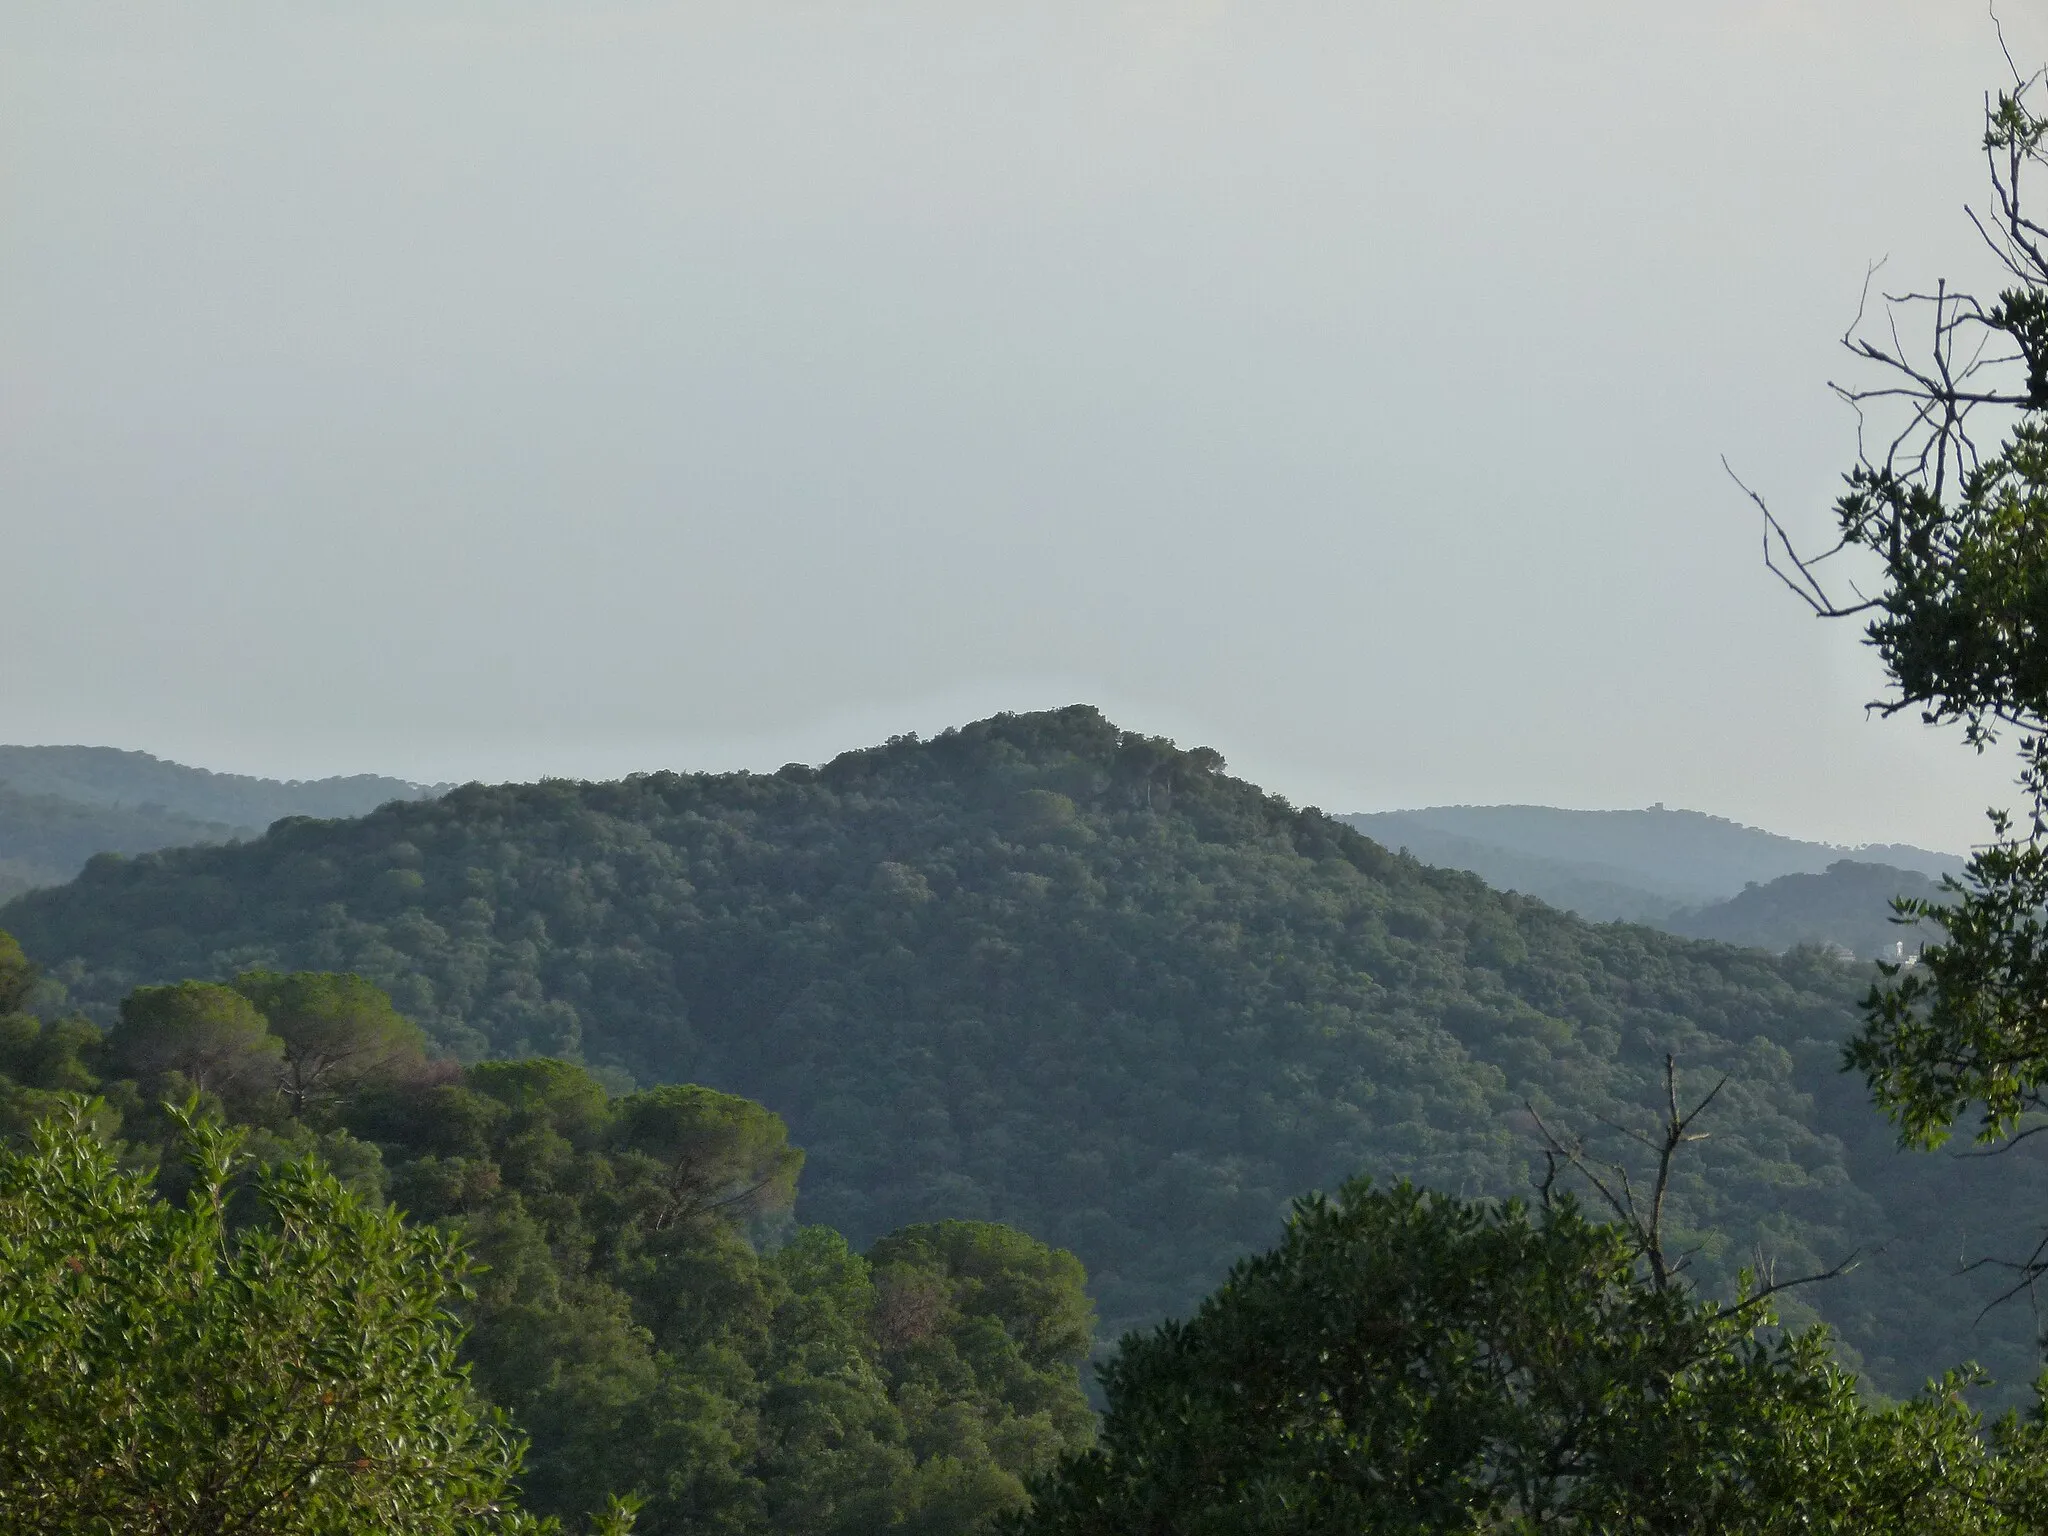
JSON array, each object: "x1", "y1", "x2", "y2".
[
  {"x1": 1340, "y1": 821, "x2": 1689, "y2": 923},
  {"x1": 1344, "y1": 804, "x2": 1964, "y2": 920},
  {"x1": 1668, "y1": 860, "x2": 1948, "y2": 961},
  {"x1": 0, "y1": 745, "x2": 447, "y2": 828},
  {"x1": 0, "y1": 783, "x2": 250, "y2": 903},
  {"x1": 0, "y1": 745, "x2": 449, "y2": 900},
  {"x1": 5, "y1": 705, "x2": 2040, "y2": 1404}
]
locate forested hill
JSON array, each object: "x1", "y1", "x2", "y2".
[
  {"x1": 1667, "y1": 860, "x2": 1950, "y2": 960},
  {"x1": 4, "y1": 706, "x2": 2040, "y2": 1398},
  {"x1": 0, "y1": 783, "x2": 246, "y2": 903}
]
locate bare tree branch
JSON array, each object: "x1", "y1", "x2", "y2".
[
  {"x1": 1724, "y1": 461, "x2": 1878, "y2": 620},
  {"x1": 1529, "y1": 1055, "x2": 1855, "y2": 1305}
]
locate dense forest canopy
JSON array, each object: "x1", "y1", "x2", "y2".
[
  {"x1": 1013, "y1": 1175, "x2": 2041, "y2": 1536},
  {"x1": 14, "y1": 961, "x2": 2029, "y2": 1535},
  {"x1": 4, "y1": 706, "x2": 2041, "y2": 1399},
  {"x1": 0, "y1": 958, "x2": 1093, "y2": 1536}
]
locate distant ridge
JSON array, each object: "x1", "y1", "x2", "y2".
[
  {"x1": 0, "y1": 745, "x2": 448, "y2": 829},
  {"x1": 0, "y1": 783, "x2": 245, "y2": 903},
  {"x1": 1666, "y1": 859, "x2": 1950, "y2": 960},
  {"x1": 0, "y1": 746, "x2": 448, "y2": 901},
  {"x1": 1343, "y1": 804, "x2": 1964, "y2": 920}
]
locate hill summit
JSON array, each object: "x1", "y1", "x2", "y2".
[{"x1": 3, "y1": 706, "x2": 2038, "y2": 1394}]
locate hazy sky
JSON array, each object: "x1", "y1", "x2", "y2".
[{"x1": 3, "y1": 1, "x2": 2040, "y2": 849}]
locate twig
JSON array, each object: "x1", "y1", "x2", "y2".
[{"x1": 1528, "y1": 1055, "x2": 1854, "y2": 1303}]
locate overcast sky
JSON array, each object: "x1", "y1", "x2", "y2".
[{"x1": 3, "y1": 1, "x2": 2040, "y2": 849}]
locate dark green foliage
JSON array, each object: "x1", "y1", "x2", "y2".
[
  {"x1": 1011, "y1": 1179, "x2": 2023, "y2": 1536},
  {"x1": 110, "y1": 980, "x2": 282, "y2": 1104},
  {"x1": 0, "y1": 1104, "x2": 545, "y2": 1535},
  {"x1": 3, "y1": 706, "x2": 2041, "y2": 1399},
  {"x1": 1839, "y1": 415, "x2": 2048, "y2": 739},
  {"x1": 0, "y1": 968, "x2": 106, "y2": 1144},
  {"x1": 1753, "y1": 80, "x2": 2048, "y2": 1188},
  {"x1": 867, "y1": 1223, "x2": 1098, "y2": 1478},
  {"x1": 361, "y1": 1059, "x2": 1094, "y2": 1534},
  {"x1": 1832, "y1": 426, "x2": 2048, "y2": 1145},
  {"x1": 611, "y1": 1082, "x2": 803, "y2": 1231},
  {"x1": 0, "y1": 963, "x2": 1096, "y2": 1536},
  {"x1": 1846, "y1": 818, "x2": 2048, "y2": 1148},
  {"x1": 0, "y1": 931, "x2": 36, "y2": 1015},
  {"x1": 233, "y1": 968, "x2": 430, "y2": 1116}
]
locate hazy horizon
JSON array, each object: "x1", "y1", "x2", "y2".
[
  {"x1": 5, "y1": 1, "x2": 2037, "y2": 850},
  {"x1": 0, "y1": 720, "x2": 1979, "y2": 858}
]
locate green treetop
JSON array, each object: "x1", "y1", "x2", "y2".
[
  {"x1": 232, "y1": 969, "x2": 429, "y2": 1118},
  {"x1": 1010, "y1": 1174, "x2": 2032, "y2": 1535},
  {"x1": 0, "y1": 1100, "x2": 627, "y2": 1535},
  {"x1": 109, "y1": 980, "x2": 281, "y2": 1107}
]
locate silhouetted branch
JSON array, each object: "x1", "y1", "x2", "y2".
[
  {"x1": 1530, "y1": 1055, "x2": 1856, "y2": 1304},
  {"x1": 1953, "y1": 1119, "x2": 2048, "y2": 1157},
  {"x1": 1725, "y1": 461, "x2": 1877, "y2": 621}
]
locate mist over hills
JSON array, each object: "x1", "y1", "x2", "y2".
[
  {"x1": 0, "y1": 744, "x2": 446, "y2": 827},
  {"x1": 2, "y1": 706, "x2": 2038, "y2": 1402},
  {"x1": 0, "y1": 784, "x2": 244, "y2": 903},
  {"x1": 1345, "y1": 804, "x2": 1966, "y2": 927},
  {"x1": 0, "y1": 745, "x2": 447, "y2": 900}
]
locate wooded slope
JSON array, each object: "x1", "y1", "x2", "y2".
[{"x1": 6, "y1": 707, "x2": 2036, "y2": 1397}]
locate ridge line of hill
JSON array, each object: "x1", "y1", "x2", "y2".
[
  {"x1": 0, "y1": 745, "x2": 449, "y2": 901},
  {"x1": 3, "y1": 704, "x2": 2039, "y2": 1408}
]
